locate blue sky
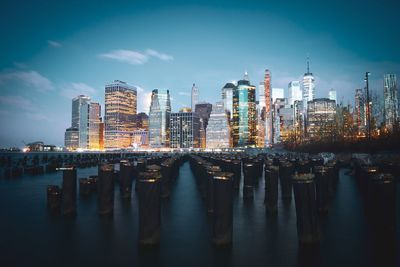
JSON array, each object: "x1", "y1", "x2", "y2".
[{"x1": 0, "y1": 0, "x2": 399, "y2": 147}]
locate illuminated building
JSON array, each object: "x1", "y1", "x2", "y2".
[
  {"x1": 383, "y1": 74, "x2": 399, "y2": 131},
  {"x1": 278, "y1": 105, "x2": 294, "y2": 142},
  {"x1": 302, "y1": 58, "x2": 315, "y2": 112},
  {"x1": 272, "y1": 98, "x2": 286, "y2": 143},
  {"x1": 132, "y1": 129, "x2": 149, "y2": 148},
  {"x1": 288, "y1": 81, "x2": 302, "y2": 106},
  {"x1": 191, "y1": 83, "x2": 199, "y2": 111},
  {"x1": 232, "y1": 72, "x2": 257, "y2": 147},
  {"x1": 170, "y1": 108, "x2": 200, "y2": 149},
  {"x1": 133, "y1": 112, "x2": 149, "y2": 130},
  {"x1": 149, "y1": 89, "x2": 171, "y2": 148},
  {"x1": 263, "y1": 70, "x2": 273, "y2": 146},
  {"x1": 195, "y1": 102, "x2": 212, "y2": 148},
  {"x1": 257, "y1": 82, "x2": 266, "y2": 148},
  {"x1": 293, "y1": 100, "x2": 305, "y2": 142},
  {"x1": 354, "y1": 89, "x2": 366, "y2": 136},
  {"x1": 72, "y1": 95, "x2": 90, "y2": 129},
  {"x1": 88, "y1": 102, "x2": 101, "y2": 150},
  {"x1": 307, "y1": 98, "x2": 336, "y2": 140},
  {"x1": 104, "y1": 80, "x2": 137, "y2": 149},
  {"x1": 206, "y1": 101, "x2": 231, "y2": 148},
  {"x1": 222, "y1": 82, "x2": 235, "y2": 120},
  {"x1": 64, "y1": 127, "x2": 79, "y2": 150}
]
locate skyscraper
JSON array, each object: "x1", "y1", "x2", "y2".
[
  {"x1": 191, "y1": 83, "x2": 199, "y2": 111},
  {"x1": 72, "y1": 95, "x2": 91, "y2": 129},
  {"x1": 288, "y1": 81, "x2": 302, "y2": 106},
  {"x1": 149, "y1": 89, "x2": 171, "y2": 148},
  {"x1": 221, "y1": 82, "x2": 235, "y2": 120},
  {"x1": 104, "y1": 80, "x2": 137, "y2": 149},
  {"x1": 329, "y1": 89, "x2": 337, "y2": 103},
  {"x1": 88, "y1": 102, "x2": 101, "y2": 150},
  {"x1": 170, "y1": 108, "x2": 200, "y2": 149},
  {"x1": 354, "y1": 88, "x2": 366, "y2": 136},
  {"x1": 232, "y1": 72, "x2": 257, "y2": 147},
  {"x1": 302, "y1": 58, "x2": 315, "y2": 112},
  {"x1": 264, "y1": 70, "x2": 273, "y2": 146},
  {"x1": 206, "y1": 101, "x2": 231, "y2": 149},
  {"x1": 307, "y1": 98, "x2": 336, "y2": 140},
  {"x1": 383, "y1": 74, "x2": 399, "y2": 131},
  {"x1": 195, "y1": 102, "x2": 212, "y2": 148}
]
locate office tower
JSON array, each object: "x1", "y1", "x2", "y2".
[
  {"x1": 232, "y1": 72, "x2": 257, "y2": 147},
  {"x1": 288, "y1": 81, "x2": 302, "y2": 106},
  {"x1": 64, "y1": 127, "x2": 79, "y2": 151},
  {"x1": 191, "y1": 83, "x2": 199, "y2": 111},
  {"x1": 206, "y1": 101, "x2": 231, "y2": 148},
  {"x1": 272, "y1": 88, "x2": 284, "y2": 104},
  {"x1": 264, "y1": 69, "x2": 273, "y2": 146},
  {"x1": 307, "y1": 98, "x2": 336, "y2": 139},
  {"x1": 302, "y1": 58, "x2": 315, "y2": 112},
  {"x1": 104, "y1": 80, "x2": 137, "y2": 149},
  {"x1": 221, "y1": 82, "x2": 235, "y2": 120},
  {"x1": 329, "y1": 89, "x2": 337, "y2": 103},
  {"x1": 293, "y1": 100, "x2": 305, "y2": 142},
  {"x1": 383, "y1": 74, "x2": 399, "y2": 131},
  {"x1": 71, "y1": 95, "x2": 91, "y2": 129},
  {"x1": 149, "y1": 89, "x2": 171, "y2": 148},
  {"x1": 170, "y1": 108, "x2": 200, "y2": 148},
  {"x1": 354, "y1": 89, "x2": 366, "y2": 136},
  {"x1": 88, "y1": 102, "x2": 101, "y2": 150},
  {"x1": 257, "y1": 82, "x2": 266, "y2": 148},
  {"x1": 195, "y1": 102, "x2": 212, "y2": 148},
  {"x1": 273, "y1": 98, "x2": 286, "y2": 143},
  {"x1": 78, "y1": 101, "x2": 90, "y2": 148}
]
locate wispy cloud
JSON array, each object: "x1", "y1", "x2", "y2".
[
  {"x1": 178, "y1": 91, "x2": 190, "y2": 96},
  {"x1": 145, "y1": 49, "x2": 174, "y2": 61},
  {"x1": 0, "y1": 70, "x2": 54, "y2": 92},
  {"x1": 60, "y1": 82, "x2": 98, "y2": 99},
  {"x1": 99, "y1": 49, "x2": 173, "y2": 65},
  {"x1": 25, "y1": 112, "x2": 51, "y2": 121},
  {"x1": 47, "y1": 40, "x2": 62, "y2": 48},
  {"x1": 0, "y1": 95, "x2": 36, "y2": 111}
]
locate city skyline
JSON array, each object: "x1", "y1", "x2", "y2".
[{"x1": 1, "y1": 0, "x2": 400, "y2": 147}]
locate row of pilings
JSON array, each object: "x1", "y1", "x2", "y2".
[{"x1": 46, "y1": 154, "x2": 185, "y2": 246}]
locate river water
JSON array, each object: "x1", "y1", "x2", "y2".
[{"x1": 0, "y1": 161, "x2": 399, "y2": 267}]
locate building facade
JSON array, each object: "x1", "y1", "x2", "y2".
[
  {"x1": 307, "y1": 98, "x2": 336, "y2": 140},
  {"x1": 170, "y1": 109, "x2": 200, "y2": 149},
  {"x1": 288, "y1": 81, "x2": 302, "y2": 106},
  {"x1": 222, "y1": 82, "x2": 235, "y2": 120},
  {"x1": 354, "y1": 88, "x2": 366, "y2": 136},
  {"x1": 64, "y1": 127, "x2": 79, "y2": 151},
  {"x1": 104, "y1": 80, "x2": 137, "y2": 149},
  {"x1": 329, "y1": 89, "x2": 337, "y2": 103},
  {"x1": 383, "y1": 74, "x2": 399, "y2": 131},
  {"x1": 232, "y1": 74, "x2": 257, "y2": 147},
  {"x1": 206, "y1": 101, "x2": 231, "y2": 149},
  {"x1": 149, "y1": 89, "x2": 171, "y2": 148},
  {"x1": 264, "y1": 70, "x2": 273, "y2": 146}
]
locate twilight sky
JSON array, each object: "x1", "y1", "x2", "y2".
[{"x1": 0, "y1": 0, "x2": 399, "y2": 147}]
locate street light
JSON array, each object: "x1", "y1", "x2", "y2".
[{"x1": 364, "y1": 72, "x2": 371, "y2": 141}]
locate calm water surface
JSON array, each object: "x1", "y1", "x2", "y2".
[{"x1": 0, "y1": 162, "x2": 399, "y2": 267}]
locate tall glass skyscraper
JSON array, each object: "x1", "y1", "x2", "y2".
[
  {"x1": 104, "y1": 80, "x2": 137, "y2": 149},
  {"x1": 222, "y1": 82, "x2": 235, "y2": 120},
  {"x1": 149, "y1": 89, "x2": 171, "y2": 148},
  {"x1": 72, "y1": 95, "x2": 91, "y2": 130},
  {"x1": 232, "y1": 73, "x2": 257, "y2": 147},
  {"x1": 206, "y1": 101, "x2": 231, "y2": 148},
  {"x1": 354, "y1": 88, "x2": 366, "y2": 136},
  {"x1": 88, "y1": 102, "x2": 101, "y2": 150},
  {"x1": 302, "y1": 59, "x2": 315, "y2": 112},
  {"x1": 288, "y1": 81, "x2": 302, "y2": 106},
  {"x1": 383, "y1": 74, "x2": 398, "y2": 130}
]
